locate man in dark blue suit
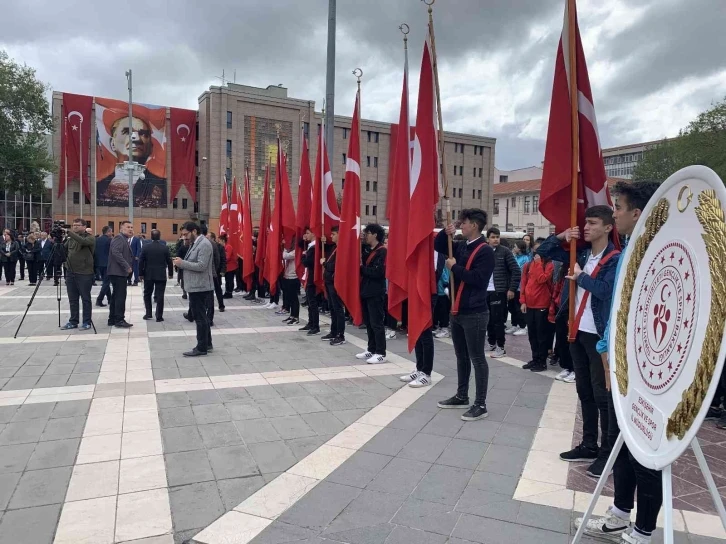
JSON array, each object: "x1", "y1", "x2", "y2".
[
  {"x1": 129, "y1": 234, "x2": 142, "y2": 286},
  {"x1": 95, "y1": 226, "x2": 113, "y2": 307},
  {"x1": 38, "y1": 231, "x2": 53, "y2": 279}
]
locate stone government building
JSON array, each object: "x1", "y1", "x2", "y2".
[{"x1": 50, "y1": 83, "x2": 496, "y2": 240}]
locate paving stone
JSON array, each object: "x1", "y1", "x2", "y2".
[
  {"x1": 247, "y1": 385, "x2": 281, "y2": 400},
  {"x1": 288, "y1": 435, "x2": 333, "y2": 461},
  {"x1": 186, "y1": 390, "x2": 223, "y2": 405},
  {"x1": 168, "y1": 481, "x2": 225, "y2": 533},
  {"x1": 269, "y1": 415, "x2": 316, "y2": 440},
  {"x1": 327, "y1": 450, "x2": 392, "y2": 489},
  {"x1": 36, "y1": 375, "x2": 71, "y2": 388},
  {"x1": 421, "y1": 411, "x2": 465, "y2": 438},
  {"x1": 0, "y1": 407, "x2": 18, "y2": 424},
  {"x1": 301, "y1": 382, "x2": 339, "y2": 396},
  {"x1": 216, "y1": 475, "x2": 266, "y2": 510},
  {"x1": 0, "y1": 419, "x2": 46, "y2": 445},
  {"x1": 513, "y1": 392, "x2": 549, "y2": 409},
  {"x1": 39, "y1": 416, "x2": 86, "y2": 441},
  {"x1": 248, "y1": 440, "x2": 297, "y2": 474},
  {"x1": 278, "y1": 481, "x2": 362, "y2": 532},
  {"x1": 398, "y1": 433, "x2": 452, "y2": 464},
  {"x1": 165, "y1": 450, "x2": 215, "y2": 486},
  {"x1": 367, "y1": 457, "x2": 431, "y2": 496},
  {"x1": 159, "y1": 406, "x2": 196, "y2": 428},
  {"x1": 234, "y1": 419, "x2": 280, "y2": 443},
  {"x1": 207, "y1": 445, "x2": 258, "y2": 479},
  {"x1": 455, "y1": 487, "x2": 521, "y2": 523},
  {"x1": 8, "y1": 466, "x2": 72, "y2": 509},
  {"x1": 323, "y1": 489, "x2": 406, "y2": 535},
  {"x1": 435, "y1": 438, "x2": 488, "y2": 469},
  {"x1": 411, "y1": 464, "x2": 473, "y2": 506},
  {"x1": 0, "y1": 471, "x2": 22, "y2": 510},
  {"x1": 345, "y1": 391, "x2": 380, "y2": 409},
  {"x1": 0, "y1": 503, "x2": 61, "y2": 544},
  {"x1": 385, "y1": 525, "x2": 447, "y2": 544},
  {"x1": 517, "y1": 502, "x2": 572, "y2": 534},
  {"x1": 0, "y1": 444, "x2": 35, "y2": 474},
  {"x1": 226, "y1": 402, "x2": 264, "y2": 421},
  {"x1": 192, "y1": 404, "x2": 231, "y2": 425},
  {"x1": 503, "y1": 405, "x2": 544, "y2": 427},
  {"x1": 198, "y1": 422, "x2": 244, "y2": 448},
  {"x1": 492, "y1": 423, "x2": 537, "y2": 450},
  {"x1": 476, "y1": 444, "x2": 529, "y2": 477},
  {"x1": 454, "y1": 419, "x2": 502, "y2": 444},
  {"x1": 152, "y1": 368, "x2": 181, "y2": 380},
  {"x1": 257, "y1": 398, "x2": 297, "y2": 418},
  {"x1": 65, "y1": 373, "x2": 98, "y2": 386},
  {"x1": 217, "y1": 387, "x2": 250, "y2": 402},
  {"x1": 362, "y1": 427, "x2": 417, "y2": 456},
  {"x1": 388, "y1": 409, "x2": 435, "y2": 433},
  {"x1": 332, "y1": 409, "x2": 366, "y2": 425},
  {"x1": 323, "y1": 523, "x2": 395, "y2": 544},
  {"x1": 301, "y1": 411, "x2": 346, "y2": 436},
  {"x1": 157, "y1": 392, "x2": 190, "y2": 409},
  {"x1": 26, "y1": 438, "x2": 80, "y2": 470},
  {"x1": 391, "y1": 497, "x2": 461, "y2": 536},
  {"x1": 287, "y1": 395, "x2": 327, "y2": 414},
  {"x1": 468, "y1": 470, "x2": 519, "y2": 496},
  {"x1": 271, "y1": 383, "x2": 308, "y2": 397}
]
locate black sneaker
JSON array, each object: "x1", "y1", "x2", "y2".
[
  {"x1": 307, "y1": 328, "x2": 321, "y2": 336},
  {"x1": 717, "y1": 414, "x2": 726, "y2": 429},
  {"x1": 299, "y1": 324, "x2": 312, "y2": 331},
  {"x1": 321, "y1": 332, "x2": 335, "y2": 341},
  {"x1": 461, "y1": 405, "x2": 488, "y2": 421},
  {"x1": 287, "y1": 318, "x2": 300, "y2": 326},
  {"x1": 437, "y1": 396, "x2": 469, "y2": 409},
  {"x1": 330, "y1": 337, "x2": 346, "y2": 346},
  {"x1": 560, "y1": 444, "x2": 598, "y2": 462},
  {"x1": 522, "y1": 360, "x2": 535, "y2": 370},
  {"x1": 586, "y1": 457, "x2": 607, "y2": 479},
  {"x1": 705, "y1": 406, "x2": 723, "y2": 420},
  {"x1": 530, "y1": 364, "x2": 548, "y2": 373}
]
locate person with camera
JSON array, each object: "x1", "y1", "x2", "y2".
[
  {"x1": 62, "y1": 218, "x2": 96, "y2": 331},
  {"x1": 108, "y1": 221, "x2": 134, "y2": 328},
  {"x1": 39, "y1": 232, "x2": 53, "y2": 279},
  {"x1": 23, "y1": 233, "x2": 41, "y2": 286},
  {"x1": 1, "y1": 232, "x2": 20, "y2": 285}
]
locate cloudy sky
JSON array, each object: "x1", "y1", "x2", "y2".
[{"x1": 3, "y1": 0, "x2": 725, "y2": 169}]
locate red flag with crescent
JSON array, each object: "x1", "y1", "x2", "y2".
[
  {"x1": 256, "y1": 163, "x2": 271, "y2": 283},
  {"x1": 60, "y1": 93, "x2": 92, "y2": 199},
  {"x1": 241, "y1": 169, "x2": 255, "y2": 290},
  {"x1": 170, "y1": 108, "x2": 196, "y2": 203}
]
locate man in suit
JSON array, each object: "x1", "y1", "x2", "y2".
[
  {"x1": 108, "y1": 221, "x2": 134, "y2": 328},
  {"x1": 95, "y1": 226, "x2": 113, "y2": 307},
  {"x1": 139, "y1": 229, "x2": 173, "y2": 322},
  {"x1": 173, "y1": 221, "x2": 214, "y2": 357},
  {"x1": 129, "y1": 234, "x2": 142, "y2": 285},
  {"x1": 38, "y1": 232, "x2": 53, "y2": 279}
]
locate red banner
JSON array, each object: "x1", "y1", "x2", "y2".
[
  {"x1": 59, "y1": 93, "x2": 93, "y2": 199},
  {"x1": 170, "y1": 108, "x2": 197, "y2": 203}
]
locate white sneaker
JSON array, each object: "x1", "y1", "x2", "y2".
[
  {"x1": 505, "y1": 326, "x2": 517, "y2": 335},
  {"x1": 409, "y1": 374, "x2": 431, "y2": 388},
  {"x1": 366, "y1": 354, "x2": 387, "y2": 364},
  {"x1": 356, "y1": 351, "x2": 373, "y2": 360},
  {"x1": 574, "y1": 506, "x2": 631, "y2": 541},
  {"x1": 555, "y1": 369, "x2": 570, "y2": 381},
  {"x1": 400, "y1": 371, "x2": 422, "y2": 383},
  {"x1": 513, "y1": 326, "x2": 528, "y2": 336},
  {"x1": 622, "y1": 528, "x2": 651, "y2": 544},
  {"x1": 490, "y1": 347, "x2": 506, "y2": 358},
  {"x1": 261, "y1": 302, "x2": 271, "y2": 309},
  {"x1": 240, "y1": 291, "x2": 248, "y2": 296},
  {"x1": 486, "y1": 344, "x2": 496, "y2": 353},
  {"x1": 434, "y1": 329, "x2": 450, "y2": 339},
  {"x1": 268, "y1": 302, "x2": 278, "y2": 310},
  {"x1": 563, "y1": 371, "x2": 576, "y2": 383},
  {"x1": 385, "y1": 329, "x2": 397, "y2": 340}
]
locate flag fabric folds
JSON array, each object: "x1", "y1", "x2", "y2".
[
  {"x1": 60, "y1": 93, "x2": 93, "y2": 199},
  {"x1": 296, "y1": 134, "x2": 313, "y2": 281},
  {"x1": 265, "y1": 145, "x2": 296, "y2": 296},
  {"x1": 229, "y1": 177, "x2": 240, "y2": 254},
  {"x1": 256, "y1": 163, "x2": 271, "y2": 283},
  {"x1": 169, "y1": 107, "x2": 197, "y2": 203},
  {"x1": 241, "y1": 169, "x2": 255, "y2": 291},
  {"x1": 219, "y1": 178, "x2": 229, "y2": 236}
]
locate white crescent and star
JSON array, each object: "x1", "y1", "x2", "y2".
[
  {"x1": 68, "y1": 110, "x2": 83, "y2": 131},
  {"x1": 177, "y1": 124, "x2": 190, "y2": 142}
]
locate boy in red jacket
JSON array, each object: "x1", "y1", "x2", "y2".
[{"x1": 520, "y1": 239, "x2": 554, "y2": 372}]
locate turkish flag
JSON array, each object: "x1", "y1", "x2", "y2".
[
  {"x1": 406, "y1": 35, "x2": 440, "y2": 352},
  {"x1": 228, "y1": 177, "x2": 239, "y2": 251},
  {"x1": 241, "y1": 169, "x2": 255, "y2": 290},
  {"x1": 256, "y1": 163, "x2": 271, "y2": 283},
  {"x1": 386, "y1": 62, "x2": 412, "y2": 322},
  {"x1": 295, "y1": 134, "x2": 313, "y2": 281},
  {"x1": 219, "y1": 178, "x2": 229, "y2": 237},
  {"x1": 170, "y1": 108, "x2": 196, "y2": 203},
  {"x1": 265, "y1": 145, "x2": 296, "y2": 296},
  {"x1": 539, "y1": 0, "x2": 614, "y2": 238},
  {"x1": 60, "y1": 93, "x2": 92, "y2": 199},
  {"x1": 310, "y1": 126, "x2": 340, "y2": 294},
  {"x1": 334, "y1": 92, "x2": 363, "y2": 326}
]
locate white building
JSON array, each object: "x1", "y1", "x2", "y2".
[{"x1": 602, "y1": 139, "x2": 671, "y2": 179}]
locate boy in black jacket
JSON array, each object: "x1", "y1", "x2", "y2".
[
  {"x1": 299, "y1": 227, "x2": 320, "y2": 336},
  {"x1": 356, "y1": 224, "x2": 388, "y2": 364},
  {"x1": 485, "y1": 227, "x2": 521, "y2": 359},
  {"x1": 435, "y1": 209, "x2": 495, "y2": 421},
  {"x1": 321, "y1": 226, "x2": 345, "y2": 345}
]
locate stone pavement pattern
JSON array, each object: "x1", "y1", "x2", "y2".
[{"x1": 0, "y1": 281, "x2": 724, "y2": 543}]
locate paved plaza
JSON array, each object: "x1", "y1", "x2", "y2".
[{"x1": 0, "y1": 281, "x2": 724, "y2": 543}]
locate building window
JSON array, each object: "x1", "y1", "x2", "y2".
[
  {"x1": 151, "y1": 223, "x2": 157, "y2": 230},
  {"x1": 374, "y1": 132, "x2": 379, "y2": 143},
  {"x1": 343, "y1": 128, "x2": 348, "y2": 139},
  {"x1": 365, "y1": 205, "x2": 370, "y2": 215},
  {"x1": 194, "y1": 201, "x2": 199, "y2": 213},
  {"x1": 499, "y1": 175, "x2": 508, "y2": 183},
  {"x1": 182, "y1": 198, "x2": 188, "y2": 210},
  {"x1": 373, "y1": 157, "x2": 378, "y2": 168},
  {"x1": 367, "y1": 156, "x2": 371, "y2": 167},
  {"x1": 511, "y1": 197, "x2": 516, "y2": 208},
  {"x1": 342, "y1": 153, "x2": 346, "y2": 164},
  {"x1": 226, "y1": 111, "x2": 232, "y2": 129},
  {"x1": 372, "y1": 205, "x2": 377, "y2": 216},
  {"x1": 366, "y1": 180, "x2": 370, "y2": 192},
  {"x1": 506, "y1": 223, "x2": 514, "y2": 231},
  {"x1": 472, "y1": 189, "x2": 476, "y2": 199},
  {"x1": 141, "y1": 223, "x2": 147, "y2": 234},
  {"x1": 342, "y1": 178, "x2": 345, "y2": 189},
  {"x1": 527, "y1": 223, "x2": 535, "y2": 235},
  {"x1": 440, "y1": 163, "x2": 443, "y2": 174},
  {"x1": 473, "y1": 168, "x2": 477, "y2": 177},
  {"x1": 478, "y1": 190, "x2": 482, "y2": 199},
  {"x1": 367, "y1": 131, "x2": 372, "y2": 142},
  {"x1": 493, "y1": 199, "x2": 499, "y2": 215},
  {"x1": 73, "y1": 192, "x2": 79, "y2": 204},
  {"x1": 478, "y1": 168, "x2": 483, "y2": 178},
  {"x1": 173, "y1": 198, "x2": 178, "y2": 209},
  {"x1": 373, "y1": 181, "x2": 378, "y2": 192},
  {"x1": 533, "y1": 195, "x2": 539, "y2": 211},
  {"x1": 459, "y1": 166, "x2": 463, "y2": 176},
  {"x1": 108, "y1": 221, "x2": 114, "y2": 230},
  {"x1": 226, "y1": 168, "x2": 232, "y2": 181},
  {"x1": 173, "y1": 224, "x2": 178, "y2": 235},
  {"x1": 460, "y1": 144, "x2": 465, "y2": 154},
  {"x1": 226, "y1": 140, "x2": 232, "y2": 157},
  {"x1": 524, "y1": 196, "x2": 530, "y2": 213}
]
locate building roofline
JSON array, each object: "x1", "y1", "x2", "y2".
[{"x1": 602, "y1": 138, "x2": 673, "y2": 153}]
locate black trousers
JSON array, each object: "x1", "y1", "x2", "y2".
[
  {"x1": 415, "y1": 328, "x2": 435, "y2": 375},
  {"x1": 143, "y1": 280, "x2": 167, "y2": 318},
  {"x1": 508, "y1": 292, "x2": 526, "y2": 328},
  {"x1": 213, "y1": 276, "x2": 225, "y2": 309},
  {"x1": 362, "y1": 295, "x2": 386, "y2": 355},
  {"x1": 224, "y1": 271, "x2": 236, "y2": 295},
  {"x1": 235, "y1": 258, "x2": 244, "y2": 290},
  {"x1": 189, "y1": 291, "x2": 213, "y2": 352},
  {"x1": 66, "y1": 271, "x2": 93, "y2": 326},
  {"x1": 325, "y1": 281, "x2": 345, "y2": 338},
  {"x1": 608, "y1": 397, "x2": 662, "y2": 533},
  {"x1": 2, "y1": 261, "x2": 16, "y2": 283},
  {"x1": 525, "y1": 308, "x2": 550, "y2": 366},
  {"x1": 433, "y1": 295, "x2": 450, "y2": 329},
  {"x1": 97, "y1": 267, "x2": 111, "y2": 304},
  {"x1": 281, "y1": 277, "x2": 301, "y2": 318},
  {"x1": 486, "y1": 292, "x2": 508, "y2": 348},
  {"x1": 109, "y1": 276, "x2": 128, "y2": 324},
  {"x1": 554, "y1": 312, "x2": 574, "y2": 371},
  {"x1": 570, "y1": 331, "x2": 610, "y2": 457},
  {"x1": 305, "y1": 283, "x2": 319, "y2": 329},
  {"x1": 451, "y1": 311, "x2": 490, "y2": 406},
  {"x1": 27, "y1": 261, "x2": 40, "y2": 284},
  {"x1": 18, "y1": 257, "x2": 25, "y2": 279}
]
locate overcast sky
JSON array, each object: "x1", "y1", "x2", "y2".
[{"x1": 3, "y1": 0, "x2": 725, "y2": 170}]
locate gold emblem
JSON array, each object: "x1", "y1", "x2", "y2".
[{"x1": 677, "y1": 185, "x2": 693, "y2": 213}]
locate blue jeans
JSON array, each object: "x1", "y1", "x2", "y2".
[{"x1": 451, "y1": 311, "x2": 490, "y2": 406}]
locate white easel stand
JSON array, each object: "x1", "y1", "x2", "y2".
[{"x1": 572, "y1": 435, "x2": 726, "y2": 544}]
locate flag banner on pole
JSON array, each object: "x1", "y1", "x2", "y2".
[
  {"x1": 219, "y1": 177, "x2": 229, "y2": 236},
  {"x1": 335, "y1": 91, "x2": 363, "y2": 326},
  {"x1": 169, "y1": 107, "x2": 197, "y2": 203},
  {"x1": 539, "y1": 0, "x2": 615, "y2": 240},
  {"x1": 296, "y1": 134, "x2": 313, "y2": 281},
  {"x1": 60, "y1": 93, "x2": 92, "y2": 199},
  {"x1": 266, "y1": 144, "x2": 297, "y2": 296},
  {"x1": 256, "y1": 163, "x2": 271, "y2": 283},
  {"x1": 229, "y1": 177, "x2": 239, "y2": 250},
  {"x1": 406, "y1": 35, "x2": 440, "y2": 352},
  {"x1": 386, "y1": 57, "x2": 412, "y2": 322},
  {"x1": 241, "y1": 169, "x2": 255, "y2": 290}
]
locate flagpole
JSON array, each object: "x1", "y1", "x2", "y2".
[
  {"x1": 423, "y1": 0, "x2": 454, "y2": 292},
  {"x1": 64, "y1": 115, "x2": 68, "y2": 223},
  {"x1": 79, "y1": 118, "x2": 83, "y2": 220},
  {"x1": 567, "y1": 0, "x2": 580, "y2": 341},
  {"x1": 320, "y1": 102, "x2": 326, "y2": 239}
]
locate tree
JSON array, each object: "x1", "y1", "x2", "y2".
[
  {"x1": 633, "y1": 96, "x2": 726, "y2": 182},
  {"x1": 0, "y1": 50, "x2": 55, "y2": 196}
]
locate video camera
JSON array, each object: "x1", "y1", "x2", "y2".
[{"x1": 50, "y1": 220, "x2": 69, "y2": 243}]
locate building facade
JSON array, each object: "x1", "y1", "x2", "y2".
[{"x1": 602, "y1": 139, "x2": 669, "y2": 179}]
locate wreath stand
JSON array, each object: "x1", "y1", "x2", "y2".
[{"x1": 572, "y1": 434, "x2": 726, "y2": 544}]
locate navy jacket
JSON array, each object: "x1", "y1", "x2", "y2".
[
  {"x1": 39, "y1": 239, "x2": 53, "y2": 261},
  {"x1": 537, "y1": 235, "x2": 620, "y2": 337},
  {"x1": 360, "y1": 244, "x2": 386, "y2": 299},
  {"x1": 434, "y1": 230, "x2": 494, "y2": 315},
  {"x1": 95, "y1": 235, "x2": 112, "y2": 269}
]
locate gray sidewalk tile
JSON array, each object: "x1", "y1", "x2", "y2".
[
  {"x1": 248, "y1": 521, "x2": 317, "y2": 544},
  {"x1": 0, "y1": 444, "x2": 35, "y2": 474},
  {"x1": 435, "y1": 438, "x2": 488, "y2": 469},
  {"x1": 314, "y1": 393, "x2": 356, "y2": 412},
  {"x1": 160, "y1": 406, "x2": 196, "y2": 428},
  {"x1": 11, "y1": 403, "x2": 55, "y2": 422},
  {"x1": 322, "y1": 489, "x2": 405, "y2": 535},
  {"x1": 0, "y1": 472, "x2": 22, "y2": 510},
  {"x1": 503, "y1": 405, "x2": 545, "y2": 427},
  {"x1": 391, "y1": 497, "x2": 461, "y2": 536},
  {"x1": 420, "y1": 411, "x2": 465, "y2": 438},
  {"x1": 491, "y1": 423, "x2": 537, "y2": 450},
  {"x1": 158, "y1": 392, "x2": 191, "y2": 409},
  {"x1": 468, "y1": 470, "x2": 519, "y2": 496},
  {"x1": 217, "y1": 387, "x2": 250, "y2": 402},
  {"x1": 0, "y1": 407, "x2": 17, "y2": 424},
  {"x1": 207, "y1": 445, "x2": 258, "y2": 479},
  {"x1": 192, "y1": 404, "x2": 232, "y2": 424},
  {"x1": 248, "y1": 440, "x2": 297, "y2": 474},
  {"x1": 517, "y1": 503, "x2": 572, "y2": 534},
  {"x1": 278, "y1": 481, "x2": 361, "y2": 532},
  {"x1": 411, "y1": 464, "x2": 473, "y2": 506},
  {"x1": 332, "y1": 409, "x2": 367, "y2": 425},
  {"x1": 366, "y1": 457, "x2": 431, "y2": 496},
  {"x1": 287, "y1": 435, "x2": 332, "y2": 461},
  {"x1": 234, "y1": 420, "x2": 281, "y2": 444},
  {"x1": 323, "y1": 523, "x2": 395, "y2": 544},
  {"x1": 187, "y1": 390, "x2": 223, "y2": 405},
  {"x1": 398, "y1": 433, "x2": 452, "y2": 464},
  {"x1": 169, "y1": 481, "x2": 225, "y2": 533},
  {"x1": 198, "y1": 422, "x2": 244, "y2": 448},
  {"x1": 39, "y1": 416, "x2": 85, "y2": 441},
  {"x1": 0, "y1": 419, "x2": 46, "y2": 445},
  {"x1": 226, "y1": 402, "x2": 264, "y2": 421},
  {"x1": 387, "y1": 409, "x2": 435, "y2": 433},
  {"x1": 0, "y1": 504, "x2": 61, "y2": 544},
  {"x1": 26, "y1": 438, "x2": 80, "y2": 470},
  {"x1": 288, "y1": 396, "x2": 327, "y2": 414},
  {"x1": 269, "y1": 415, "x2": 316, "y2": 440},
  {"x1": 216, "y1": 475, "x2": 266, "y2": 510},
  {"x1": 301, "y1": 412, "x2": 346, "y2": 436},
  {"x1": 257, "y1": 398, "x2": 297, "y2": 418},
  {"x1": 361, "y1": 427, "x2": 417, "y2": 457},
  {"x1": 385, "y1": 526, "x2": 447, "y2": 544},
  {"x1": 477, "y1": 444, "x2": 529, "y2": 477},
  {"x1": 8, "y1": 466, "x2": 72, "y2": 509},
  {"x1": 165, "y1": 450, "x2": 215, "y2": 486},
  {"x1": 455, "y1": 487, "x2": 521, "y2": 522},
  {"x1": 327, "y1": 450, "x2": 392, "y2": 489},
  {"x1": 454, "y1": 419, "x2": 501, "y2": 443},
  {"x1": 162, "y1": 425, "x2": 205, "y2": 453}
]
